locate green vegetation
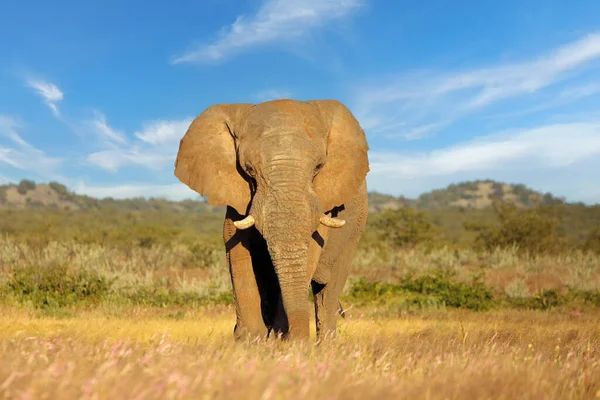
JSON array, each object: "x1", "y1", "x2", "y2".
[
  {"x1": 368, "y1": 207, "x2": 436, "y2": 249},
  {"x1": 344, "y1": 270, "x2": 493, "y2": 311},
  {"x1": 0, "y1": 178, "x2": 599, "y2": 316},
  {"x1": 1, "y1": 178, "x2": 599, "y2": 399},
  {"x1": 465, "y1": 202, "x2": 565, "y2": 254},
  {"x1": 6, "y1": 263, "x2": 113, "y2": 309}
]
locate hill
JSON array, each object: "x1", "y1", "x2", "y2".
[
  {"x1": 414, "y1": 180, "x2": 564, "y2": 209},
  {"x1": 0, "y1": 179, "x2": 572, "y2": 213},
  {"x1": 0, "y1": 180, "x2": 221, "y2": 214},
  {"x1": 369, "y1": 180, "x2": 565, "y2": 212}
]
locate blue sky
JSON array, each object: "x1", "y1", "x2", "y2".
[{"x1": 1, "y1": 0, "x2": 600, "y2": 204}]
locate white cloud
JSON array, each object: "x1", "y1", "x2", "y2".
[
  {"x1": 71, "y1": 182, "x2": 200, "y2": 201},
  {"x1": 559, "y1": 82, "x2": 600, "y2": 100},
  {"x1": 172, "y1": 0, "x2": 364, "y2": 64},
  {"x1": 90, "y1": 111, "x2": 128, "y2": 144},
  {"x1": 26, "y1": 79, "x2": 64, "y2": 118},
  {"x1": 367, "y1": 121, "x2": 600, "y2": 204},
  {"x1": 253, "y1": 89, "x2": 293, "y2": 102},
  {"x1": 134, "y1": 118, "x2": 193, "y2": 145},
  {"x1": 354, "y1": 32, "x2": 600, "y2": 139},
  {"x1": 87, "y1": 118, "x2": 192, "y2": 172},
  {"x1": 87, "y1": 148, "x2": 172, "y2": 173},
  {"x1": 0, "y1": 115, "x2": 63, "y2": 176},
  {"x1": 0, "y1": 115, "x2": 30, "y2": 148},
  {"x1": 0, "y1": 148, "x2": 22, "y2": 168}
]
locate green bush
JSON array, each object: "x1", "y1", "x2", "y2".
[
  {"x1": 369, "y1": 207, "x2": 435, "y2": 249},
  {"x1": 503, "y1": 288, "x2": 600, "y2": 310},
  {"x1": 2, "y1": 263, "x2": 234, "y2": 310},
  {"x1": 6, "y1": 264, "x2": 113, "y2": 309},
  {"x1": 49, "y1": 181, "x2": 69, "y2": 197},
  {"x1": 345, "y1": 270, "x2": 494, "y2": 311},
  {"x1": 16, "y1": 179, "x2": 36, "y2": 195},
  {"x1": 465, "y1": 202, "x2": 564, "y2": 254},
  {"x1": 345, "y1": 273, "x2": 600, "y2": 312}
]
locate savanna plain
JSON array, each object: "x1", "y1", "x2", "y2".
[{"x1": 1, "y1": 181, "x2": 600, "y2": 399}]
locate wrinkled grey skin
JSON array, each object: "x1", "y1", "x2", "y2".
[{"x1": 174, "y1": 99, "x2": 369, "y2": 341}]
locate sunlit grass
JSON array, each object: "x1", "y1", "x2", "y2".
[
  {"x1": 2, "y1": 236, "x2": 600, "y2": 398},
  {"x1": 1, "y1": 307, "x2": 599, "y2": 399}
]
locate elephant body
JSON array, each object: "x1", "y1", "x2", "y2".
[{"x1": 174, "y1": 99, "x2": 370, "y2": 340}]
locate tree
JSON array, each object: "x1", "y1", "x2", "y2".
[
  {"x1": 371, "y1": 207, "x2": 435, "y2": 249},
  {"x1": 49, "y1": 181, "x2": 68, "y2": 196},
  {"x1": 465, "y1": 202, "x2": 564, "y2": 254},
  {"x1": 16, "y1": 179, "x2": 36, "y2": 195}
]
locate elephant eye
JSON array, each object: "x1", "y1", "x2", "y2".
[{"x1": 313, "y1": 162, "x2": 324, "y2": 179}]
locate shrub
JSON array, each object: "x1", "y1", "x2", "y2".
[
  {"x1": 370, "y1": 207, "x2": 435, "y2": 249},
  {"x1": 49, "y1": 181, "x2": 69, "y2": 197},
  {"x1": 16, "y1": 179, "x2": 36, "y2": 195},
  {"x1": 345, "y1": 270, "x2": 493, "y2": 311},
  {"x1": 465, "y1": 202, "x2": 564, "y2": 254},
  {"x1": 6, "y1": 264, "x2": 113, "y2": 309}
]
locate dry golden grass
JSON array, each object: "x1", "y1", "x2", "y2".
[
  {"x1": 2, "y1": 237, "x2": 600, "y2": 398},
  {"x1": 1, "y1": 306, "x2": 599, "y2": 399},
  {"x1": 3, "y1": 238, "x2": 599, "y2": 301}
]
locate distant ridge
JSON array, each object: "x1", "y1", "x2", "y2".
[
  {"x1": 368, "y1": 179, "x2": 565, "y2": 212},
  {"x1": 0, "y1": 179, "x2": 569, "y2": 213},
  {"x1": 0, "y1": 180, "x2": 219, "y2": 213}
]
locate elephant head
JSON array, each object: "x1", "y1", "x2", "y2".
[{"x1": 174, "y1": 99, "x2": 369, "y2": 339}]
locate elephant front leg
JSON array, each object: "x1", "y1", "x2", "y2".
[
  {"x1": 224, "y1": 212, "x2": 268, "y2": 341},
  {"x1": 311, "y1": 281, "x2": 345, "y2": 340}
]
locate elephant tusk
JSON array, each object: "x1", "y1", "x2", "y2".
[
  {"x1": 234, "y1": 215, "x2": 256, "y2": 230},
  {"x1": 320, "y1": 214, "x2": 346, "y2": 228}
]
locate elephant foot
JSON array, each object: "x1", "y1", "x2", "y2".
[{"x1": 233, "y1": 323, "x2": 268, "y2": 342}]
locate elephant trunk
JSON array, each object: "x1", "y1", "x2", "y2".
[
  {"x1": 260, "y1": 165, "x2": 317, "y2": 340},
  {"x1": 267, "y1": 230, "x2": 311, "y2": 339}
]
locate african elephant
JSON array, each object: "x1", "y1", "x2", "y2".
[{"x1": 174, "y1": 99, "x2": 369, "y2": 341}]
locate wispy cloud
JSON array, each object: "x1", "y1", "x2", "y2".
[
  {"x1": 26, "y1": 79, "x2": 64, "y2": 118},
  {"x1": 134, "y1": 118, "x2": 193, "y2": 145},
  {"x1": 171, "y1": 0, "x2": 364, "y2": 64},
  {"x1": 253, "y1": 88, "x2": 293, "y2": 102},
  {"x1": 559, "y1": 82, "x2": 600, "y2": 100},
  {"x1": 367, "y1": 120, "x2": 600, "y2": 203},
  {"x1": 87, "y1": 117, "x2": 193, "y2": 172},
  {"x1": 90, "y1": 111, "x2": 128, "y2": 145},
  {"x1": 354, "y1": 32, "x2": 600, "y2": 139},
  {"x1": 0, "y1": 114, "x2": 63, "y2": 177},
  {"x1": 0, "y1": 115, "x2": 30, "y2": 148},
  {"x1": 371, "y1": 122, "x2": 600, "y2": 177}
]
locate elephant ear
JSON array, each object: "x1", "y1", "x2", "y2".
[
  {"x1": 308, "y1": 100, "x2": 370, "y2": 212},
  {"x1": 174, "y1": 104, "x2": 253, "y2": 215}
]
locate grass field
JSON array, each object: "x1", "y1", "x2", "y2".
[
  {"x1": 1, "y1": 220, "x2": 600, "y2": 399},
  {"x1": 1, "y1": 306, "x2": 599, "y2": 399}
]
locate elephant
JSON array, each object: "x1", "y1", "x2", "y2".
[{"x1": 174, "y1": 99, "x2": 369, "y2": 341}]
